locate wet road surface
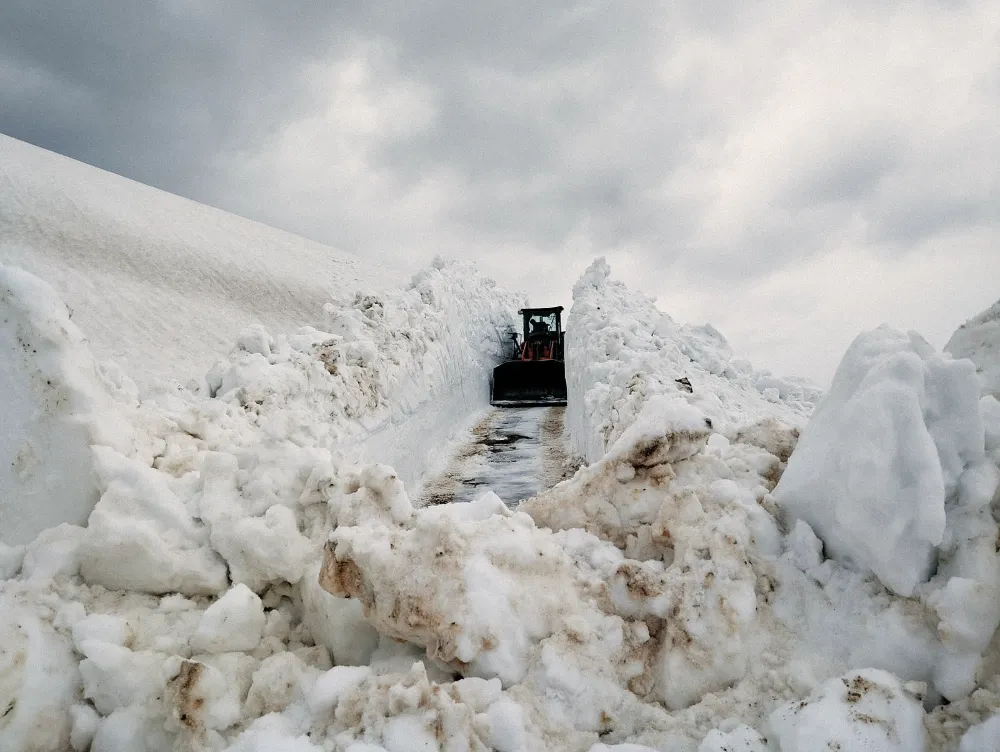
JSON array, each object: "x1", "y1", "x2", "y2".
[{"x1": 420, "y1": 406, "x2": 576, "y2": 507}]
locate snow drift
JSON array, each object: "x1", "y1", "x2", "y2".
[
  {"x1": 3, "y1": 148, "x2": 1000, "y2": 751},
  {"x1": 0, "y1": 256, "x2": 520, "y2": 751},
  {"x1": 564, "y1": 257, "x2": 818, "y2": 466}
]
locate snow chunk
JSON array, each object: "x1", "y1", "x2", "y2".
[
  {"x1": 698, "y1": 725, "x2": 769, "y2": 751},
  {"x1": 301, "y1": 558, "x2": 379, "y2": 666},
  {"x1": 197, "y1": 452, "x2": 314, "y2": 592},
  {"x1": 226, "y1": 714, "x2": 324, "y2": 752},
  {"x1": 768, "y1": 669, "x2": 925, "y2": 752},
  {"x1": 774, "y1": 326, "x2": 984, "y2": 596},
  {"x1": 166, "y1": 657, "x2": 244, "y2": 734},
  {"x1": 488, "y1": 698, "x2": 527, "y2": 752},
  {"x1": 320, "y1": 503, "x2": 583, "y2": 685},
  {"x1": 72, "y1": 613, "x2": 130, "y2": 651},
  {"x1": 0, "y1": 265, "x2": 134, "y2": 545},
  {"x1": 309, "y1": 665, "x2": 372, "y2": 717},
  {"x1": 244, "y1": 652, "x2": 310, "y2": 718},
  {"x1": 20, "y1": 522, "x2": 85, "y2": 581},
  {"x1": 0, "y1": 543, "x2": 25, "y2": 579},
  {"x1": 959, "y1": 713, "x2": 1000, "y2": 752},
  {"x1": 69, "y1": 703, "x2": 100, "y2": 751},
  {"x1": 0, "y1": 602, "x2": 79, "y2": 751},
  {"x1": 237, "y1": 325, "x2": 274, "y2": 357},
  {"x1": 191, "y1": 584, "x2": 266, "y2": 654},
  {"x1": 80, "y1": 446, "x2": 228, "y2": 595},
  {"x1": 783, "y1": 520, "x2": 823, "y2": 573},
  {"x1": 78, "y1": 641, "x2": 166, "y2": 715},
  {"x1": 603, "y1": 395, "x2": 712, "y2": 467},
  {"x1": 90, "y1": 704, "x2": 173, "y2": 752}
]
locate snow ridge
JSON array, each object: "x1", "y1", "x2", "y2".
[{"x1": 566, "y1": 257, "x2": 818, "y2": 465}]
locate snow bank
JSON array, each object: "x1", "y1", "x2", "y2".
[
  {"x1": 1, "y1": 257, "x2": 525, "y2": 750},
  {"x1": 947, "y1": 297, "x2": 1000, "y2": 400},
  {"x1": 0, "y1": 265, "x2": 135, "y2": 545},
  {"x1": 766, "y1": 324, "x2": 1000, "y2": 707},
  {"x1": 203, "y1": 257, "x2": 521, "y2": 486},
  {"x1": 565, "y1": 258, "x2": 818, "y2": 465}
]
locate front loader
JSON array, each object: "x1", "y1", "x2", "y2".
[{"x1": 490, "y1": 307, "x2": 568, "y2": 407}]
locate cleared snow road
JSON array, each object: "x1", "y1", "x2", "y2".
[{"x1": 419, "y1": 406, "x2": 576, "y2": 507}]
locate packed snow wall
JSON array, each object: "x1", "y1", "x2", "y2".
[
  {"x1": 0, "y1": 257, "x2": 518, "y2": 547},
  {"x1": 0, "y1": 267, "x2": 136, "y2": 544},
  {"x1": 0, "y1": 258, "x2": 522, "y2": 750},
  {"x1": 564, "y1": 257, "x2": 819, "y2": 464}
]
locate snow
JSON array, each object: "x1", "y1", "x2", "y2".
[
  {"x1": 565, "y1": 257, "x2": 818, "y2": 466},
  {"x1": 768, "y1": 669, "x2": 927, "y2": 751},
  {"x1": 191, "y1": 584, "x2": 266, "y2": 654},
  {"x1": 0, "y1": 266, "x2": 133, "y2": 545},
  {"x1": 774, "y1": 325, "x2": 986, "y2": 596},
  {"x1": 0, "y1": 603, "x2": 80, "y2": 751},
  {"x1": 960, "y1": 714, "x2": 1000, "y2": 752},
  {"x1": 0, "y1": 133, "x2": 405, "y2": 389},
  {"x1": 3, "y1": 136, "x2": 1000, "y2": 751},
  {"x1": 948, "y1": 298, "x2": 1000, "y2": 400}
]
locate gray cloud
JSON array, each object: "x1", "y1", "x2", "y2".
[{"x1": 0, "y1": 1, "x2": 355, "y2": 199}]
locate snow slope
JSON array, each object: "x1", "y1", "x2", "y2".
[
  {"x1": 0, "y1": 133, "x2": 404, "y2": 388},
  {"x1": 947, "y1": 298, "x2": 1000, "y2": 401}
]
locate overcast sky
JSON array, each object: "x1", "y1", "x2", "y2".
[{"x1": 2, "y1": 0, "x2": 998, "y2": 385}]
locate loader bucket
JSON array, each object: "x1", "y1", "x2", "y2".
[{"x1": 491, "y1": 360, "x2": 567, "y2": 407}]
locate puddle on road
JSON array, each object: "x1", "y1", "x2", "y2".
[{"x1": 420, "y1": 406, "x2": 577, "y2": 507}]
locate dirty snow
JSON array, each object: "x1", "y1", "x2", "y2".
[{"x1": 2, "y1": 136, "x2": 1000, "y2": 752}]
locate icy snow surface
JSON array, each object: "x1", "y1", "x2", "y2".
[{"x1": 3, "y1": 145, "x2": 1000, "y2": 752}]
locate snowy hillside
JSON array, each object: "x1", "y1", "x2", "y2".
[
  {"x1": 0, "y1": 134, "x2": 404, "y2": 387},
  {"x1": 947, "y1": 298, "x2": 1000, "y2": 401},
  {"x1": 1, "y1": 142, "x2": 999, "y2": 751}
]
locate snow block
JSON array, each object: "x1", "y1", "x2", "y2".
[
  {"x1": 0, "y1": 601, "x2": 81, "y2": 751},
  {"x1": 768, "y1": 669, "x2": 926, "y2": 752},
  {"x1": 79, "y1": 447, "x2": 228, "y2": 595},
  {"x1": 774, "y1": 326, "x2": 985, "y2": 596},
  {"x1": 0, "y1": 265, "x2": 133, "y2": 545},
  {"x1": 191, "y1": 584, "x2": 266, "y2": 654}
]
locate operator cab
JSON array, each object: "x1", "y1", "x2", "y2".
[{"x1": 519, "y1": 307, "x2": 563, "y2": 361}]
